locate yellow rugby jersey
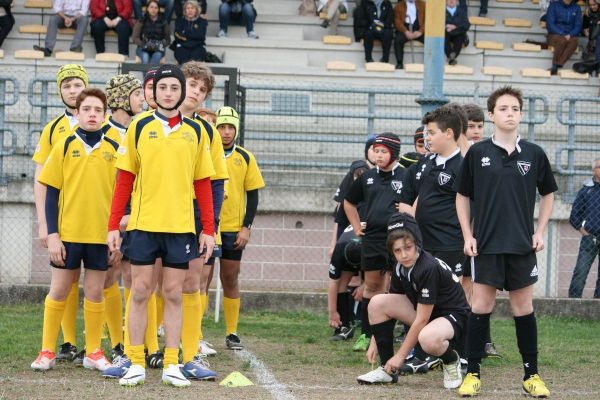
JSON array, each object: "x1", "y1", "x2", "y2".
[
  {"x1": 116, "y1": 111, "x2": 215, "y2": 234},
  {"x1": 32, "y1": 111, "x2": 79, "y2": 165},
  {"x1": 220, "y1": 145, "x2": 265, "y2": 232},
  {"x1": 37, "y1": 127, "x2": 120, "y2": 244},
  {"x1": 104, "y1": 116, "x2": 128, "y2": 144},
  {"x1": 193, "y1": 114, "x2": 229, "y2": 181}
]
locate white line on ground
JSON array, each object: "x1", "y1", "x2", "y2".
[{"x1": 235, "y1": 349, "x2": 297, "y2": 400}]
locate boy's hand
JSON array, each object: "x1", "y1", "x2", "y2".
[
  {"x1": 47, "y1": 233, "x2": 66, "y2": 266},
  {"x1": 107, "y1": 230, "x2": 121, "y2": 252},
  {"x1": 38, "y1": 221, "x2": 48, "y2": 248},
  {"x1": 199, "y1": 233, "x2": 215, "y2": 262},
  {"x1": 532, "y1": 232, "x2": 545, "y2": 252},
  {"x1": 234, "y1": 227, "x2": 250, "y2": 250},
  {"x1": 108, "y1": 248, "x2": 122, "y2": 265},
  {"x1": 464, "y1": 236, "x2": 478, "y2": 257},
  {"x1": 119, "y1": 215, "x2": 130, "y2": 232},
  {"x1": 366, "y1": 338, "x2": 378, "y2": 364},
  {"x1": 384, "y1": 354, "x2": 403, "y2": 375},
  {"x1": 352, "y1": 284, "x2": 364, "y2": 302},
  {"x1": 328, "y1": 311, "x2": 341, "y2": 329}
]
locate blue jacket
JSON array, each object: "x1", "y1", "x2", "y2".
[
  {"x1": 547, "y1": 1, "x2": 582, "y2": 37},
  {"x1": 174, "y1": 16, "x2": 207, "y2": 48},
  {"x1": 569, "y1": 179, "x2": 600, "y2": 236}
]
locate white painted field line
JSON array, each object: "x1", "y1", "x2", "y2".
[{"x1": 235, "y1": 349, "x2": 297, "y2": 400}]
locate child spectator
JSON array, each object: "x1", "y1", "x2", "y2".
[
  {"x1": 133, "y1": 0, "x2": 173, "y2": 22},
  {"x1": 393, "y1": 0, "x2": 425, "y2": 70},
  {"x1": 0, "y1": 0, "x2": 14, "y2": 49},
  {"x1": 444, "y1": 0, "x2": 470, "y2": 65},
  {"x1": 344, "y1": 133, "x2": 405, "y2": 352},
  {"x1": 218, "y1": 0, "x2": 259, "y2": 39},
  {"x1": 132, "y1": 0, "x2": 171, "y2": 64},
  {"x1": 455, "y1": 86, "x2": 557, "y2": 397},
  {"x1": 583, "y1": 0, "x2": 600, "y2": 62},
  {"x1": 33, "y1": 0, "x2": 90, "y2": 56},
  {"x1": 90, "y1": 0, "x2": 133, "y2": 57},
  {"x1": 546, "y1": 0, "x2": 582, "y2": 75},
  {"x1": 173, "y1": 0, "x2": 208, "y2": 64},
  {"x1": 354, "y1": 0, "x2": 394, "y2": 63}
]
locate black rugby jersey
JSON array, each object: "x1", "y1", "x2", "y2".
[
  {"x1": 328, "y1": 227, "x2": 361, "y2": 280},
  {"x1": 454, "y1": 137, "x2": 557, "y2": 254},
  {"x1": 389, "y1": 251, "x2": 469, "y2": 320},
  {"x1": 345, "y1": 164, "x2": 406, "y2": 240}
]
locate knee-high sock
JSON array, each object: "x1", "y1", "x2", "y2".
[
  {"x1": 103, "y1": 283, "x2": 123, "y2": 347},
  {"x1": 123, "y1": 293, "x2": 131, "y2": 356},
  {"x1": 371, "y1": 319, "x2": 396, "y2": 366},
  {"x1": 337, "y1": 292, "x2": 351, "y2": 328},
  {"x1": 123, "y1": 287, "x2": 131, "y2": 304},
  {"x1": 129, "y1": 344, "x2": 145, "y2": 367},
  {"x1": 223, "y1": 297, "x2": 240, "y2": 335},
  {"x1": 198, "y1": 293, "x2": 208, "y2": 341},
  {"x1": 164, "y1": 347, "x2": 179, "y2": 367},
  {"x1": 144, "y1": 293, "x2": 159, "y2": 354},
  {"x1": 61, "y1": 283, "x2": 79, "y2": 345},
  {"x1": 84, "y1": 298, "x2": 105, "y2": 353},
  {"x1": 42, "y1": 296, "x2": 67, "y2": 351},
  {"x1": 156, "y1": 292, "x2": 164, "y2": 329},
  {"x1": 466, "y1": 312, "x2": 490, "y2": 376},
  {"x1": 515, "y1": 312, "x2": 538, "y2": 380},
  {"x1": 181, "y1": 292, "x2": 202, "y2": 363},
  {"x1": 360, "y1": 298, "x2": 371, "y2": 337}
]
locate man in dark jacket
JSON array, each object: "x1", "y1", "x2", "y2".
[
  {"x1": 546, "y1": 0, "x2": 582, "y2": 75},
  {"x1": 0, "y1": 0, "x2": 14, "y2": 49},
  {"x1": 393, "y1": 0, "x2": 425, "y2": 69},
  {"x1": 355, "y1": 0, "x2": 394, "y2": 63},
  {"x1": 444, "y1": 0, "x2": 470, "y2": 65},
  {"x1": 568, "y1": 157, "x2": 600, "y2": 298}
]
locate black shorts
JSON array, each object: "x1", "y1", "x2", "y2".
[
  {"x1": 471, "y1": 252, "x2": 538, "y2": 291},
  {"x1": 50, "y1": 242, "x2": 109, "y2": 271},
  {"x1": 126, "y1": 230, "x2": 196, "y2": 269},
  {"x1": 440, "y1": 311, "x2": 468, "y2": 350},
  {"x1": 120, "y1": 231, "x2": 131, "y2": 262},
  {"x1": 360, "y1": 237, "x2": 390, "y2": 272},
  {"x1": 221, "y1": 232, "x2": 243, "y2": 261},
  {"x1": 430, "y1": 250, "x2": 465, "y2": 277},
  {"x1": 462, "y1": 256, "x2": 472, "y2": 277}
]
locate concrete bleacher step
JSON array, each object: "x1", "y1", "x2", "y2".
[
  {"x1": 14, "y1": 49, "x2": 44, "y2": 59},
  {"x1": 521, "y1": 67, "x2": 551, "y2": 78},
  {"x1": 481, "y1": 66, "x2": 513, "y2": 77},
  {"x1": 513, "y1": 42, "x2": 542, "y2": 52},
  {"x1": 558, "y1": 70, "x2": 590, "y2": 80},
  {"x1": 476, "y1": 41, "x2": 504, "y2": 50},
  {"x1": 95, "y1": 53, "x2": 126, "y2": 63},
  {"x1": 365, "y1": 62, "x2": 395, "y2": 72},
  {"x1": 445, "y1": 65, "x2": 474, "y2": 75},
  {"x1": 469, "y1": 16, "x2": 496, "y2": 26},
  {"x1": 503, "y1": 18, "x2": 533, "y2": 28},
  {"x1": 24, "y1": 0, "x2": 52, "y2": 8},
  {"x1": 326, "y1": 61, "x2": 356, "y2": 71},
  {"x1": 55, "y1": 51, "x2": 85, "y2": 61},
  {"x1": 322, "y1": 35, "x2": 352, "y2": 45}
]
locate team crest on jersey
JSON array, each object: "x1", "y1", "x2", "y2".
[
  {"x1": 234, "y1": 158, "x2": 242, "y2": 166},
  {"x1": 391, "y1": 180, "x2": 403, "y2": 194},
  {"x1": 329, "y1": 264, "x2": 337, "y2": 275},
  {"x1": 517, "y1": 161, "x2": 531, "y2": 176},
  {"x1": 367, "y1": 177, "x2": 374, "y2": 185},
  {"x1": 102, "y1": 151, "x2": 114, "y2": 161},
  {"x1": 148, "y1": 131, "x2": 158, "y2": 139},
  {"x1": 438, "y1": 172, "x2": 451, "y2": 186},
  {"x1": 481, "y1": 157, "x2": 490, "y2": 167},
  {"x1": 72, "y1": 149, "x2": 80, "y2": 158},
  {"x1": 421, "y1": 288, "x2": 430, "y2": 298},
  {"x1": 182, "y1": 131, "x2": 193, "y2": 142},
  {"x1": 59, "y1": 126, "x2": 66, "y2": 133},
  {"x1": 416, "y1": 164, "x2": 427, "y2": 180}
]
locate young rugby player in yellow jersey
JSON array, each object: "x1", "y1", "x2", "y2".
[
  {"x1": 100, "y1": 74, "x2": 145, "y2": 364},
  {"x1": 32, "y1": 88, "x2": 120, "y2": 373},
  {"x1": 107, "y1": 65, "x2": 215, "y2": 387},
  {"x1": 176, "y1": 61, "x2": 228, "y2": 379},
  {"x1": 32, "y1": 64, "x2": 88, "y2": 363},
  {"x1": 215, "y1": 106, "x2": 265, "y2": 350}
]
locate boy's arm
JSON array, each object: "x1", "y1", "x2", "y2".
[
  {"x1": 34, "y1": 164, "x2": 48, "y2": 247},
  {"x1": 327, "y1": 279, "x2": 342, "y2": 328},
  {"x1": 532, "y1": 193, "x2": 554, "y2": 252},
  {"x1": 343, "y1": 200, "x2": 363, "y2": 236},
  {"x1": 456, "y1": 193, "x2": 477, "y2": 256},
  {"x1": 384, "y1": 303, "x2": 433, "y2": 374},
  {"x1": 45, "y1": 184, "x2": 66, "y2": 266}
]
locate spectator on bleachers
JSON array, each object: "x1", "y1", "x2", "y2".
[
  {"x1": 173, "y1": 0, "x2": 207, "y2": 64},
  {"x1": 90, "y1": 0, "x2": 133, "y2": 57},
  {"x1": 318, "y1": 0, "x2": 349, "y2": 29},
  {"x1": 0, "y1": 0, "x2": 14, "y2": 49},
  {"x1": 355, "y1": 0, "x2": 394, "y2": 63},
  {"x1": 539, "y1": 0, "x2": 559, "y2": 22},
  {"x1": 33, "y1": 0, "x2": 90, "y2": 56},
  {"x1": 393, "y1": 0, "x2": 425, "y2": 70},
  {"x1": 133, "y1": 0, "x2": 173, "y2": 22},
  {"x1": 132, "y1": 0, "x2": 170, "y2": 64},
  {"x1": 458, "y1": 0, "x2": 486, "y2": 17},
  {"x1": 583, "y1": 0, "x2": 600, "y2": 62},
  {"x1": 217, "y1": 0, "x2": 259, "y2": 39},
  {"x1": 546, "y1": 0, "x2": 582, "y2": 75},
  {"x1": 444, "y1": 0, "x2": 470, "y2": 65}
]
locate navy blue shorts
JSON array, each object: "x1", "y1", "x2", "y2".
[
  {"x1": 221, "y1": 232, "x2": 243, "y2": 261},
  {"x1": 126, "y1": 230, "x2": 196, "y2": 269},
  {"x1": 194, "y1": 202, "x2": 222, "y2": 264},
  {"x1": 120, "y1": 231, "x2": 131, "y2": 262},
  {"x1": 50, "y1": 242, "x2": 109, "y2": 271}
]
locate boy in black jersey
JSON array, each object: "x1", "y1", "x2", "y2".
[
  {"x1": 344, "y1": 133, "x2": 405, "y2": 352},
  {"x1": 455, "y1": 86, "x2": 556, "y2": 398},
  {"x1": 357, "y1": 213, "x2": 469, "y2": 389}
]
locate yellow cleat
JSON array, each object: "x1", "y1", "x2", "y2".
[
  {"x1": 457, "y1": 373, "x2": 481, "y2": 397},
  {"x1": 523, "y1": 374, "x2": 550, "y2": 398}
]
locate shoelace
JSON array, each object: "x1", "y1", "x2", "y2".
[
  {"x1": 193, "y1": 354, "x2": 211, "y2": 368},
  {"x1": 111, "y1": 355, "x2": 130, "y2": 367}
]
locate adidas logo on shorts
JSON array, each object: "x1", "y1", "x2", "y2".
[{"x1": 530, "y1": 265, "x2": 538, "y2": 277}]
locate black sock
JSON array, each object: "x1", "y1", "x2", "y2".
[
  {"x1": 413, "y1": 342, "x2": 427, "y2": 360},
  {"x1": 370, "y1": 319, "x2": 396, "y2": 366},
  {"x1": 440, "y1": 346, "x2": 459, "y2": 365},
  {"x1": 361, "y1": 298, "x2": 371, "y2": 337},
  {"x1": 466, "y1": 312, "x2": 490, "y2": 376},
  {"x1": 514, "y1": 312, "x2": 538, "y2": 380},
  {"x1": 337, "y1": 292, "x2": 350, "y2": 327}
]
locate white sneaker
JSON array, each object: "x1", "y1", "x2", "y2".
[
  {"x1": 217, "y1": 30, "x2": 226, "y2": 38},
  {"x1": 247, "y1": 31, "x2": 259, "y2": 39},
  {"x1": 442, "y1": 352, "x2": 463, "y2": 389},
  {"x1": 83, "y1": 349, "x2": 112, "y2": 372},
  {"x1": 357, "y1": 366, "x2": 398, "y2": 384},
  {"x1": 31, "y1": 350, "x2": 56, "y2": 371},
  {"x1": 198, "y1": 340, "x2": 217, "y2": 356},
  {"x1": 162, "y1": 364, "x2": 191, "y2": 387},
  {"x1": 119, "y1": 364, "x2": 145, "y2": 386}
]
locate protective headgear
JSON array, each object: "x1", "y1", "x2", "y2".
[
  {"x1": 106, "y1": 74, "x2": 142, "y2": 116},
  {"x1": 344, "y1": 237, "x2": 362, "y2": 267},
  {"x1": 399, "y1": 151, "x2": 424, "y2": 168},
  {"x1": 387, "y1": 213, "x2": 423, "y2": 250},
  {"x1": 374, "y1": 132, "x2": 401, "y2": 167},
  {"x1": 414, "y1": 125, "x2": 425, "y2": 144},
  {"x1": 56, "y1": 64, "x2": 88, "y2": 107},
  {"x1": 152, "y1": 64, "x2": 186, "y2": 111},
  {"x1": 216, "y1": 106, "x2": 240, "y2": 139}
]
